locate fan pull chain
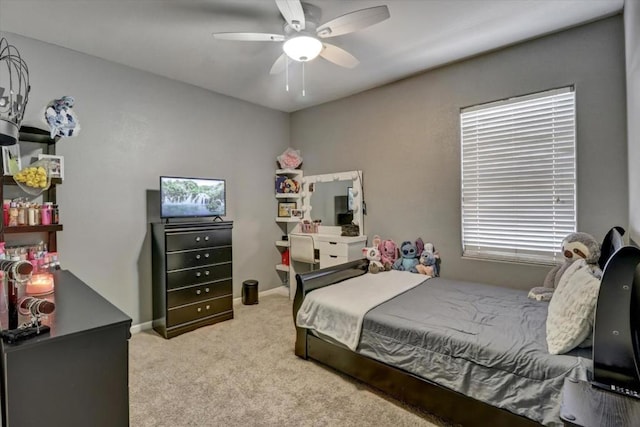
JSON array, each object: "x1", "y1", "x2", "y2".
[
  {"x1": 302, "y1": 62, "x2": 306, "y2": 97},
  {"x1": 285, "y1": 56, "x2": 289, "y2": 92}
]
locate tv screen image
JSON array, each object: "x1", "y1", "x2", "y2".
[{"x1": 160, "y1": 176, "x2": 226, "y2": 218}]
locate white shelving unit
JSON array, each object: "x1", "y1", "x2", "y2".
[{"x1": 275, "y1": 168, "x2": 303, "y2": 289}]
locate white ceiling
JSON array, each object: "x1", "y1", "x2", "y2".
[{"x1": 0, "y1": 0, "x2": 624, "y2": 112}]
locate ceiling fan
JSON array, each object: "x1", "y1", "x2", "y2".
[{"x1": 212, "y1": 0, "x2": 390, "y2": 74}]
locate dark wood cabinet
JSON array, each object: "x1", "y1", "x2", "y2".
[
  {"x1": 0, "y1": 270, "x2": 132, "y2": 427},
  {"x1": 152, "y1": 221, "x2": 233, "y2": 338}
]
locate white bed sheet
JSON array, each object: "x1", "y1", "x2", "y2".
[{"x1": 296, "y1": 270, "x2": 429, "y2": 350}]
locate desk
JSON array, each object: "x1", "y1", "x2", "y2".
[
  {"x1": 560, "y1": 378, "x2": 640, "y2": 426},
  {"x1": 289, "y1": 232, "x2": 367, "y2": 299}
]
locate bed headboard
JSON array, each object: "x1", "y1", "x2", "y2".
[{"x1": 592, "y1": 226, "x2": 640, "y2": 398}]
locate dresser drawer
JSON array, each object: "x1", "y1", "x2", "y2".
[
  {"x1": 167, "y1": 263, "x2": 232, "y2": 290},
  {"x1": 318, "y1": 241, "x2": 349, "y2": 257},
  {"x1": 167, "y1": 295, "x2": 232, "y2": 327},
  {"x1": 320, "y1": 254, "x2": 348, "y2": 268},
  {"x1": 166, "y1": 246, "x2": 232, "y2": 271},
  {"x1": 167, "y1": 279, "x2": 232, "y2": 308},
  {"x1": 166, "y1": 228, "x2": 232, "y2": 251}
]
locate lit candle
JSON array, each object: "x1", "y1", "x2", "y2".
[{"x1": 26, "y1": 273, "x2": 54, "y2": 295}]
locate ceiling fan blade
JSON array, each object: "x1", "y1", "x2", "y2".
[
  {"x1": 275, "y1": 0, "x2": 305, "y2": 31},
  {"x1": 316, "y1": 5, "x2": 390, "y2": 38},
  {"x1": 320, "y1": 43, "x2": 359, "y2": 69},
  {"x1": 270, "y1": 53, "x2": 288, "y2": 74},
  {"x1": 212, "y1": 32, "x2": 284, "y2": 42}
]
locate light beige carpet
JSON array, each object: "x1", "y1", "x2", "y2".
[{"x1": 130, "y1": 290, "x2": 451, "y2": 427}]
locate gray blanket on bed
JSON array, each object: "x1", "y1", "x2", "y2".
[{"x1": 357, "y1": 278, "x2": 592, "y2": 427}]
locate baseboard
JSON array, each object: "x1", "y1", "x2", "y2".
[
  {"x1": 132, "y1": 286, "x2": 289, "y2": 333},
  {"x1": 130, "y1": 321, "x2": 153, "y2": 334},
  {"x1": 233, "y1": 285, "x2": 289, "y2": 305}
]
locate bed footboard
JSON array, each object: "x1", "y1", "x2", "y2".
[{"x1": 292, "y1": 259, "x2": 368, "y2": 358}]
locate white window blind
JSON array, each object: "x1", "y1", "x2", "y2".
[{"x1": 460, "y1": 87, "x2": 576, "y2": 264}]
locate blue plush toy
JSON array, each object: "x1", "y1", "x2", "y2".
[{"x1": 392, "y1": 240, "x2": 420, "y2": 273}]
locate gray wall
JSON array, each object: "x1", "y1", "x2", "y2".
[
  {"x1": 291, "y1": 16, "x2": 628, "y2": 290},
  {"x1": 2, "y1": 32, "x2": 289, "y2": 326},
  {"x1": 626, "y1": 0, "x2": 640, "y2": 243}
]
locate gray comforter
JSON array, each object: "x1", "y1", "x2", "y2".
[{"x1": 357, "y1": 278, "x2": 592, "y2": 426}]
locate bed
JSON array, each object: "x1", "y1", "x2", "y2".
[{"x1": 292, "y1": 227, "x2": 636, "y2": 427}]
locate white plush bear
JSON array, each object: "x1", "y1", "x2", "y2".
[{"x1": 362, "y1": 246, "x2": 385, "y2": 274}]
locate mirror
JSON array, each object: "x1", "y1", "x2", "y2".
[
  {"x1": 308, "y1": 180, "x2": 351, "y2": 226},
  {"x1": 300, "y1": 170, "x2": 363, "y2": 233}
]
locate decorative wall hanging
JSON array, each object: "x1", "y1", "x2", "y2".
[
  {"x1": 0, "y1": 38, "x2": 30, "y2": 146},
  {"x1": 44, "y1": 96, "x2": 79, "y2": 138},
  {"x1": 277, "y1": 147, "x2": 302, "y2": 169}
]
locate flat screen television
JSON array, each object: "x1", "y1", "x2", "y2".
[{"x1": 160, "y1": 176, "x2": 226, "y2": 219}]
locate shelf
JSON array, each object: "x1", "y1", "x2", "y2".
[
  {"x1": 275, "y1": 240, "x2": 290, "y2": 248},
  {"x1": 276, "y1": 169, "x2": 303, "y2": 176},
  {"x1": 275, "y1": 217, "x2": 299, "y2": 223},
  {"x1": 276, "y1": 264, "x2": 290, "y2": 272},
  {"x1": 19, "y1": 126, "x2": 58, "y2": 145},
  {"x1": 4, "y1": 224, "x2": 63, "y2": 233},
  {"x1": 2, "y1": 176, "x2": 63, "y2": 186},
  {"x1": 275, "y1": 193, "x2": 301, "y2": 199}
]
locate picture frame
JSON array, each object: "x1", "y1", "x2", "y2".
[
  {"x1": 278, "y1": 201, "x2": 296, "y2": 218},
  {"x1": 1, "y1": 145, "x2": 21, "y2": 176},
  {"x1": 37, "y1": 154, "x2": 64, "y2": 180},
  {"x1": 291, "y1": 208, "x2": 303, "y2": 218}
]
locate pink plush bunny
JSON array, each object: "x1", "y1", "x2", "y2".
[{"x1": 373, "y1": 235, "x2": 399, "y2": 271}]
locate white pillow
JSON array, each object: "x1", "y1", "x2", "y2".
[{"x1": 546, "y1": 259, "x2": 601, "y2": 355}]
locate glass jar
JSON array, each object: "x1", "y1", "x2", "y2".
[
  {"x1": 27, "y1": 204, "x2": 37, "y2": 226},
  {"x1": 17, "y1": 203, "x2": 26, "y2": 226},
  {"x1": 40, "y1": 204, "x2": 51, "y2": 225},
  {"x1": 8, "y1": 202, "x2": 18, "y2": 227},
  {"x1": 52, "y1": 204, "x2": 59, "y2": 225}
]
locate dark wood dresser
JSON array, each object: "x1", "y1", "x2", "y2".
[
  {"x1": 0, "y1": 270, "x2": 132, "y2": 427},
  {"x1": 151, "y1": 221, "x2": 233, "y2": 338}
]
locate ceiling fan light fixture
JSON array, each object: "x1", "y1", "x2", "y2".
[{"x1": 283, "y1": 35, "x2": 322, "y2": 62}]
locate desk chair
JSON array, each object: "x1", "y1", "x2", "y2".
[{"x1": 290, "y1": 234, "x2": 319, "y2": 271}]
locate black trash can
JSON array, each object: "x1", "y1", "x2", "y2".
[{"x1": 242, "y1": 280, "x2": 259, "y2": 305}]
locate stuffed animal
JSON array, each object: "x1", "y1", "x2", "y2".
[
  {"x1": 279, "y1": 178, "x2": 300, "y2": 194},
  {"x1": 528, "y1": 232, "x2": 602, "y2": 301},
  {"x1": 416, "y1": 243, "x2": 440, "y2": 277},
  {"x1": 362, "y1": 246, "x2": 385, "y2": 274},
  {"x1": 373, "y1": 235, "x2": 398, "y2": 270},
  {"x1": 392, "y1": 240, "x2": 420, "y2": 273}
]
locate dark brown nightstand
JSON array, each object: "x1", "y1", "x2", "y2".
[{"x1": 560, "y1": 377, "x2": 640, "y2": 426}]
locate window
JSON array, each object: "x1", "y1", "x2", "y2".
[{"x1": 460, "y1": 87, "x2": 576, "y2": 264}]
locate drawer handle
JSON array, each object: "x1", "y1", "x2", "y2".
[
  {"x1": 195, "y1": 237, "x2": 201, "y2": 242},
  {"x1": 204, "y1": 236, "x2": 210, "y2": 241},
  {"x1": 196, "y1": 272, "x2": 201, "y2": 277},
  {"x1": 196, "y1": 289, "x2": 201, "y2": 295},
  {"x1": 205, "y1": 288, "x2": 210, "y2": 293},
  {"x1": 196, "y1": 254, "x2": 201, "y2": 260},
  {"x1": 330, "y1": 255, "x2": 337, "y2": 258},
  {"x1": 206, "y1": 305, "x2": 211, "y2": 310},
  {"x1": 204, "y1": 253, "x2": 210, "y2": 258},
  {"x1": 329, "y1": 242, "x2": 337, "y2": 245},
  {"x1": 205, "y1": 270, "x2": 210, "y2": 276},
  {"x1": 197, "y1": 307, "x2": 202, "y2": 312}
]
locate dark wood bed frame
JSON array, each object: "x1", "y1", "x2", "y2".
[{"x1": 292, "y1": 259, "x2": 540, "y2": 427}]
